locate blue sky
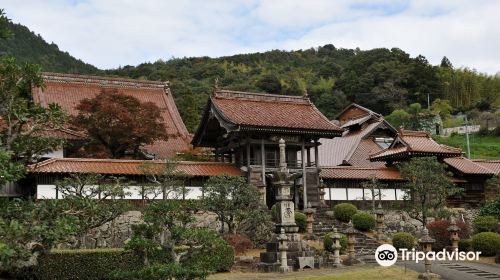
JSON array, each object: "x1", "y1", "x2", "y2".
[{"x1": 2, "y1": 0, "x2": 500, "y2": 74}]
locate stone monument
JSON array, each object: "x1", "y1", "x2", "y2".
[{"x1": 258, "y1": 139, "x2": 319, "y2": 272}]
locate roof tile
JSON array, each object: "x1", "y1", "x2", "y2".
[
  {"x1": 28, "y1": 158, "x2": 243, "y2": 177},
  {"x1": 32, "y1": 73, "x2": 191, "y2": 158}
]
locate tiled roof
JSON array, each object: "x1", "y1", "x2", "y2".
[
  {"x1": 317, "y1": 120, "x2": 392, "y2": 167},
  {"x1": 472, "y1": 159, "x2": 500, "y2": 175},
  {"x1": 444, "y1": 157, "x2": 496, "y2": 175},
  {"x1": 320, "y1": 166, "x2": 403, "y2": 181},
  {"x1": 28, "y1": 158, "x2": 243, "y2": 177},
  {"x1": 370, "y1": 129, "x2": 462, "y2": 161},
  {"x1": 32, "y1": 73, "x2": 191, "y2": 158},
  {"x1": 210, "y1": 90, "x2": 343, "y2": 135},
  {"x1": 36, "y1": 128, "x2": 86, "y2": 140}
]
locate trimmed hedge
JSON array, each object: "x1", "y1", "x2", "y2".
[
  {"x1": 352, "y1": 211, "x2": 376, "y2": 231},
  {"x1": 295, "y1": 212, "x2": 307, "y2": 233},
  {"x1": 31, "y1": 248, "x2": 143, "y2": 280},
  {"x1": 392, "y1": 232, "x2": 416, "y2": 250},
  {"x1": 458, "y1": 239, "x2": 472, "y2": 252},
  {"x1": 333, "y1": 203, "x2": 357, "y2": 223},
  {"x1": 473, "y1": 215, "x2": 499, "y2": 233},
  {"x1": 472, "y1": 232, "x2": 500, "y2": 256},
  {"x1": 323, "y1": 233, "x2": 348, "y2": 254}
]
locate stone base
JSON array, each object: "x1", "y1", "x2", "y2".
[
  {"x1": 279, "y1": 266, "x2": 292, "y2": 273},
  {"x1": 258, "y1": 233, "x2": 320, "y2": 272},
  {"x1": 418, "y1": 272, "x2": 441, "y2": 279}
]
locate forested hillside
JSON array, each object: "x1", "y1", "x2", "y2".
[
  {"x1": 0, "y1": 22, "x2": 98, "y2": 73},
  {"x1": 107, "y1": 46, "x2": 500, "y2": 131},
  {"x1": 1, "y1": 18, "x2": 498, "y2": 132}
]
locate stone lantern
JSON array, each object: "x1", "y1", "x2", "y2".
[
  {"x1": 418, "y1": 228, "x2": 440, "y2": 279},
  {"x1": 331, "y1": 227, "x2": 342, "y2": 267},
  {"x1": 318, "y1": 178, "x2": 326, "y2": 206},
  {"x1": 447, "y1": 216, "x2": 460, "y2": 251},
  {"x1": 374, "y1": 203, "x2": 386, "y2": 241},
  {"x1": 303, "y1": 202, "x2": 315, "y2": 235},
  {"x1": 344, "y1": 220, "x2": 359, "y2": 265},
  {"x1": 277, "y1": 228, "x2": 291, "y2": 273}
]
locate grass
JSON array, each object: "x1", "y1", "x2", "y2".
[
  {"x1": 209, "y1": 266, "x2": 419, "y2": 280},
  {"x1": 434, "y1": 134, "x2": 500, "y2": 160}
]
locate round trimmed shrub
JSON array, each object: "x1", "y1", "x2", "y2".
[
  {"x1": 352, "y1": 211, "x2": 376, "y2": 231},
  {"x1": 392, "y1": 232, "x2": 416, "y2": 250},
  {"x1": 333, "y1": 203, "x2": 357, "y2": 222},
  {"x1": 323, "y1": 233, "x2": 347, "y2": 254},
  {"x1": 223, "y1": 234, "x2": 253, "y2": 255},
  {"x1": 472, "y1": 232, "x2": 500, "y2": 256},
  {"x1": 458, "y1": 239, "x2": 472, "y2": 252},
  {"x1": 295, "y1": 212, "x2": 307, "y2": 233},
  {"x1": 426, "y1": 219, "x2": 470, "y2": 251},
  {"x1": 473, "y1": 215, "x2": 498, "y2": 233}
]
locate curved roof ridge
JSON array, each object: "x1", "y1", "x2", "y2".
[{"x1": 42, "y1": 72, "x2": 168, "y2": 89}]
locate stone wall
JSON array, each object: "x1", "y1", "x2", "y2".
[{"x1": 60, "y1": 210, "x2": 221, "y2": 249}]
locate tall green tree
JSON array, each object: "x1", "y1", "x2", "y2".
[
  {"x1": 203, "y1": 176, "x2": 267, "y2": 234},
  {"x1": 399, "y1": 157, "x2": 459, "y2": 226}
]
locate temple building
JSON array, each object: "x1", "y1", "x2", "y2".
[
  {"x1": 192, "y1": 89, "x2": 343, "y2": 208},
  {"x1": 33, "y1": 72, "x2": 192, "y2": 159}
]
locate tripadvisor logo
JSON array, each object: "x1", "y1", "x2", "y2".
[{"x1": 374, "y1": 244, "x2": 481, "y2": 267}]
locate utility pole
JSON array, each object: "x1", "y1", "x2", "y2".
[
  {"x1": 427, "y1": 93, "x2": 430, "y2": 110},
  {"x1": 464, "y1": 116, "x2": 471, "y2": 159}
]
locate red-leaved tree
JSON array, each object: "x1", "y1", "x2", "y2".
[{"x1": 73, "y1": 89, "x2": 168, "y2": 158}]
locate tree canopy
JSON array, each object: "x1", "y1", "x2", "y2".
[{"x1": 72, "y1": 89, "x2": 168, "y2": 159}]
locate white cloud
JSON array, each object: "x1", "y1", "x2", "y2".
[{"x1": 2, "y1": 0, "x2": 499, "y2": 74}]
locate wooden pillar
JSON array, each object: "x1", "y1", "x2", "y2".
[
  {"x1": 239, "y1": 145, "x2": 243, "y2": 167},
  {"x1": 246, "y1": 138, "x2": 251, "y2": 183},
  {"x1": 306, "y1": 147, "x2": 311, "y2": 166},
  {"x1": 214, "y1": 147, "x2": 219, "y2": 162},
  {"x1": 314, "y1": 140, "x2": 319, "y2": 167},
  {"x1": 301, "y1": 139, "x2": 307, "y2": 209},
  {"x1": 261, "y1": 138, "x2": 266, "y2": 184}
]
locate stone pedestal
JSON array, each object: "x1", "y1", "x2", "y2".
[
  {"x1": 343, "y1": 221, "x2": 361, "y2": 266},
  {"x1": 447, "y1": 217, "x2": 460, "y2": 252},
  {"x1": 418, "y1": 228, "x2": 441, "y2": 279},
  {"x1": 258, "y1": 139, "x2": 320, "y2": 272}
]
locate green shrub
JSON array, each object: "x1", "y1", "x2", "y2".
[
  {"x1": 352, "y1": 211, "x2": 376, "y2": 231},
  {"x1": 181, "y1": 229, "x2": 234, "y2": 272},
  {"x1": 392, "y1": 232, "x2": 416, "y2": 250},
  {"x1": 333, "y1": 203, "x2": 358, "y2": 222},
  {"x1": 472, "y1": 232, "x2": 500, "y2": 256},
  {"x1": 295, "y1": 212, "x2": 307, "y2": 233},
  {"x1": 479, "y1": 197, "x2": 500, "y2": 220},
  {"x1": 30, "y1": 248, "x2": 143, "y2": 280},
  {"x1": 473, "y1": 215, "x2": 499, "y2": 233},
  {"x1": 458, "y1": 239, "x2": 472, "y2": 252},
  {"x1": 110, "y1": 263, "x2": 207, "y2": 280},
  {"x1": 323, "y1": 233, "x2": 347, "y2": 254}
]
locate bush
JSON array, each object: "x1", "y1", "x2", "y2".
[
  {"x1": 223, "y1": 234, "x2": 253, "y2": 255},
  {"x1": 110, "y1": 263, "x2": 207, "y2": 280},
  {"x1": 472, "y1": 232, "x2": 500, "y2": 256},
  {"x1": 426, "y1": 220, "x2": 470, "y2": 251},
  {"x1": 479, "y1": 197, "x2": 500, "y2": 220},
  {"x1": 295, "y1": 212, "x2": 307, "y2": 233},
  {"x1": 181, "y1": 230, "x2": 234, "y2": 272},
  {"x1": 392, "y1": 232, "x2": 416, "y2": 250},
  {"x1": 28, "y1": 248, "x2": 142, "y2": 280},
  {"x1": 352, "y1": 211, "x2": 376, "y2": 231},
  {"x1": 473, "y1": 215, "x2": 499, "y2": 233},
  {"x1": 333, "y1": 203, "x2": 357, "y2": 222},
  {"x1": 323, "y1": 233, "x2": 347, "y2": 254},
  {"x1": 458, "y1": 239, "x2": 472, "y2": 252}
]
